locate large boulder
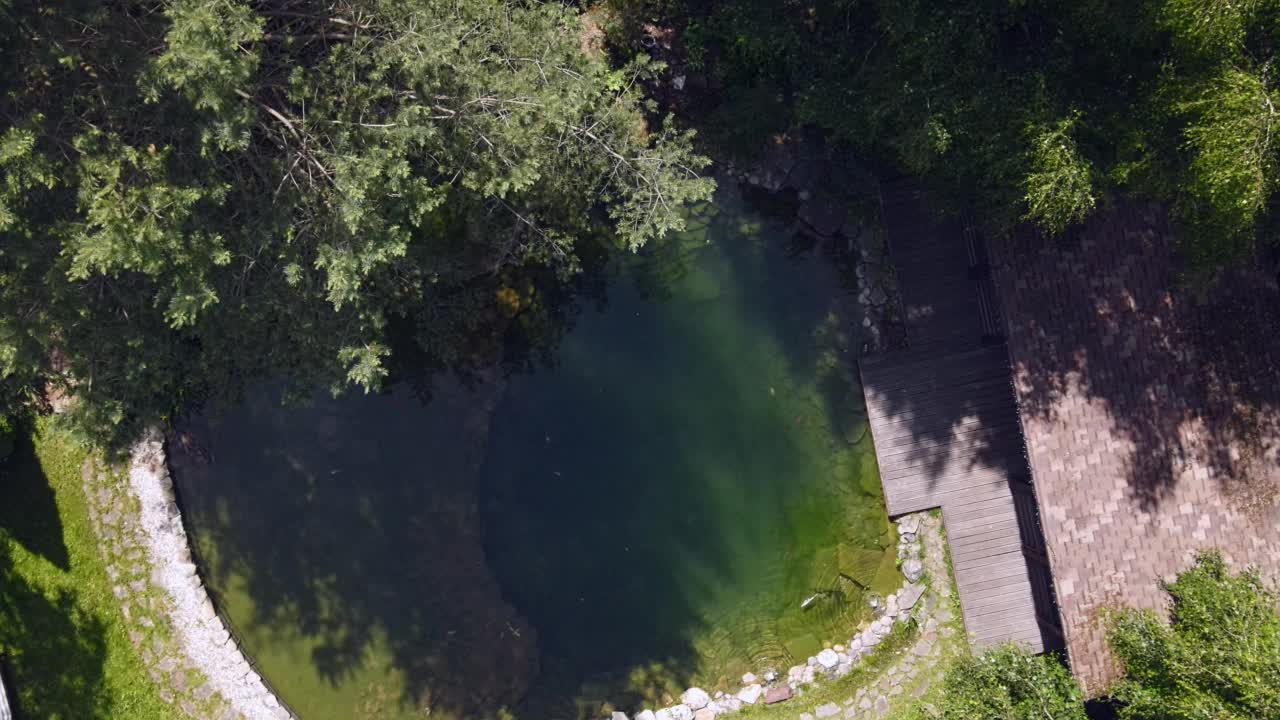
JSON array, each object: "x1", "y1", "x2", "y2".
[
  {"x1": 681, "y1": 688, "x2": 711, "y2": 710},
  {"x1": 798, "y1": 198, "x2": 847, "y2": 237},
  {"x1": 902, "y1": 558, "x2": 924, "y2": 583},
  {"x1": 764, "y1": 685, "x2": 793, "y2": 704},
  {"x1": 737, "y1": 684, "x2": 764, "y2": 705},
  {"x1": 898, "y1": 582, "x2": 926, "y2": 610}
]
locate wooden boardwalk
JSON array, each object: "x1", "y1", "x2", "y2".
[{"x1": 861, "y1": 181, "x2": 1062, "y2": 653}]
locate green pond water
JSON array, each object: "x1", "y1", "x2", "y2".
[{"x1": 174, "y1": 189, "x2": 897, "y2": 720}]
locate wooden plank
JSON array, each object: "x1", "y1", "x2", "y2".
[
  {"x1": 865, "y1": 366, "x2": 1013, "y2": 412},
  {"x1": 889, "y1": 483, "x2": 1013, "y2": 516},
  {"x1": 966, "y1": 604, "x2": 1038, "y2": 637},
  {"x1": 865, "y1": 356, "x2": 1011, "y2": 399},
  {"x1": 864, "y1": 181, "x2": 1059, "y2": 658},
  {"x1": 942, "y1": 496, "x2": 1017, "y2": 523},
  {"x1": 947, "y1": 513, "x2": 1022, "y2": 536},
  {"x1": 974, "y1": 622, "x2": 1046, "y2": 649},
  {"x1": 884, "y1": 467, "x2": 1012, "y2": 501},
  {"x1": 972, "y1": 615, "x2": 1045, "y2": 641},
  {"x1": 950, "y1": 534, "x2": 1024, "y2": 560},
  {"x1": 937, "y1": 484, "x2": 1019, "y2": 509},
  {"x1": 870, "y1": 411, "x2": 1017, "y2": 445},
  {"x1": 968, "y1": 608, "x2": 1040, "y2": 640},
  {"x1": 862, "y1": 348, "x2": 1010, "y2": 393},
  {"x1": 950, "y1": 530, "x2": 1025, "y2": 556},
  {"x1": 880, "y1": 438, "x2": 1024, "y2": 481},
  {"x1": 872, "y1": 421, "x2": 1014, "y2": 456},
  {"x1": 873, "y1": 412, "x2": 1019, "y2": 452},
  {"x1": 868, "y1": 395, "x2": 1017, "y2": 436},
  {"x1": 953, "y1": 557, "x2": 1034, "y2": 591},
  {"x1": 875, "y1": 419, "x2": 1020, "y2": 460}
]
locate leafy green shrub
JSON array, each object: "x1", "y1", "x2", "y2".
[
  {"x1": 935, "y1": 644, "x2": 1086, "y2": 720},
  {"x1": 1023, "y1": 115, "x2": 1097, "y2": 235},
  {"x1": 0, "y1": 416, "x2": 14, "y2": 463},
  {"x1": 1108, "y1": 551, "x2": 1280, "y2": 720}
]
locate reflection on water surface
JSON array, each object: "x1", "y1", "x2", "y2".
[{"x1": 174, "y1": 188, "x2": 896, "y2": 720}]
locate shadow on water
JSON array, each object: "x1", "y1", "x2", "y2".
[
  {"x1": 173, "y1": 383, "x2": 538, "y2": 720},
  {"x1": 171, "y1": 184, "x2": 895, "y2": 720},
  {"x1": 483, "y1": 187, "x2": 893, "y2": 716}
]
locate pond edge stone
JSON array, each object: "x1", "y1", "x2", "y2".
[{"x1": 123, "y1": 428, "x2": 296, "y2": 720}]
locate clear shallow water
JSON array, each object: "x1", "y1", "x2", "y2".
[{"x1": 174, "y1": 188, "x2": 897, "y2": 720}]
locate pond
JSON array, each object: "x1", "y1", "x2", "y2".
[{"x1": 172, "y1": 187, "x2": 897, "y2": 720}]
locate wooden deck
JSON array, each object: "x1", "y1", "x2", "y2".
[{"x1": 861, "y1": 181, "x2": 1062, "y2": 653}]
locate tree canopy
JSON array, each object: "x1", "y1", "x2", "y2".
[
  {"x1": 623, "y1": 0, "x2": 1280, "y2": 268},
  {"x1": 1108, "y1": 551, "x2": 1280, "y2": 720},
  {"x1": 0, "y1": 0, "x2": 712, "y2": 443},
  {"x1": 930, "y1": 644, "x2": 1086, "y2": 720}
]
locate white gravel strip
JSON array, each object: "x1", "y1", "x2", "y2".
[{"x1": 129, "y1": 429, "x2": 294, "y2": 720}]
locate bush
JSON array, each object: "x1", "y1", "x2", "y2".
[
  {"x1": 936, "y1": 644, "x2": 1086, "y2": 720},
  {"x1": 1108, "y1": 551, "x2": 1280, "y2": 720},
  {"x1": 0, "y1": 416, "x2": 14, "y2": 463}
]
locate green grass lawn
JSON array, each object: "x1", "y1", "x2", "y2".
[{"x1": 0, "y1": 420, "x2": 169, "y2": 719}]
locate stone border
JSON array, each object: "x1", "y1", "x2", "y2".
[
  {"x1": 85, "y1": 429, "x2": 293, "y2": 720},
  {"x1": 624, "y1": 512, "x2": 951, "y2": 720},
  {"x1": 90, "y1": 409, "x2": 942, "y2": 720}
]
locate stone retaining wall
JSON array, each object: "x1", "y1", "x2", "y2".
[{"x1": 85, "y1": 429, "x2": 293, "y2": 720}]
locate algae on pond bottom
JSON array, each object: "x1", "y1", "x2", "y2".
[
  {"x1": 482, "y1": 191, "x2": 896, "y2": 716},
  {"x1": 173, "y1": 187, "x2": 897, "y2": 720}
]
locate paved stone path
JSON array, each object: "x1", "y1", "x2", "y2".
[
  {"x1": 991, "y1": 205, "x2": 1280, "y2": 693},
  {"x1": 83, "y1": 432, "x2": 293, "y2": 720}
]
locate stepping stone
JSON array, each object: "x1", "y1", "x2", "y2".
[
  {"x1": 817, "y1": 703, "x2": 841, "y2": 718},
  {"x1": 764, "y1": 686, "x2": 793, "y2": 704}
]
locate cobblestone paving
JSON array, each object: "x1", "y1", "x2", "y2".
[
  {"x1": 990, "y1": 205, "x2": 1280, "y2": 693},
  {"x1": 84, "y1": 458, "x2": 231, "y2": 719}
]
